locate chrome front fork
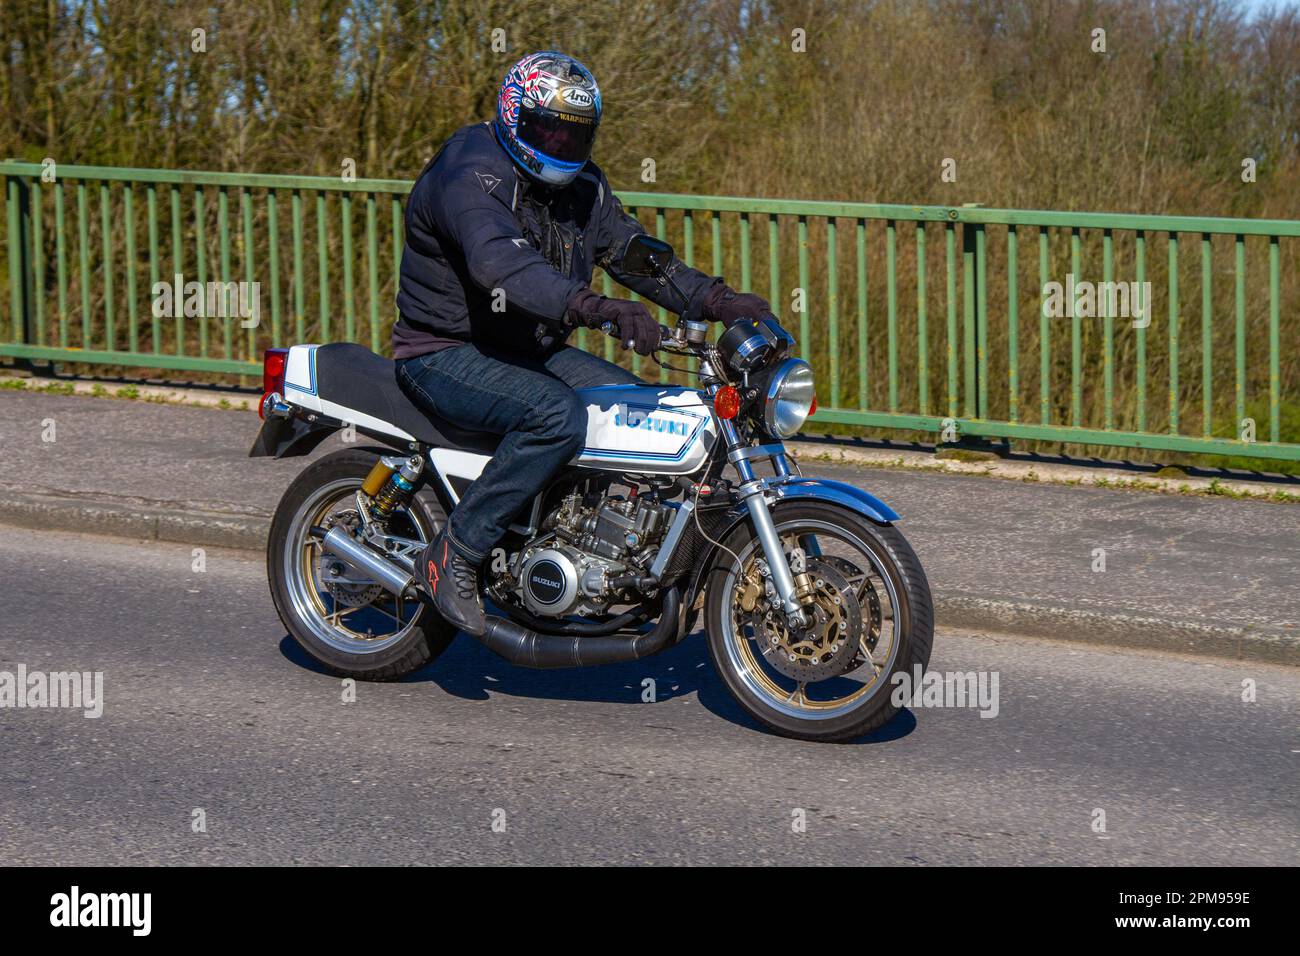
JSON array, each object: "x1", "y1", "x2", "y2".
[
  {"x1": 719, "y1": 416, "x2": 807, "y2": 626},
  {"x1": 742, "y1": 485, "x2": 805, "y2": 625}
]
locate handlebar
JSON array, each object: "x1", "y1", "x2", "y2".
[{"x1": 598, "y1": 320, "x2": 675, "y2": 350}]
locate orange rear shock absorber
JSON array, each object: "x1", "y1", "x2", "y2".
[{"x1": 365, "y1": 456, "x2": 423, "y2": 522}]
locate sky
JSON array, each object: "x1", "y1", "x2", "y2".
[{"x1": 1238, "y1": 0, "x2": 1300, "y2": 15}]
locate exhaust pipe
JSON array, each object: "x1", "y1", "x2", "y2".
[
  {"x1": 310, "y1": 525, "x2": 414, "y2": 597},
  {"x1": 475, "y1": 587, "x2": 682, "y2": 669},
  {"x1": 309, "y1": 524, "x2": 683, "y2": 670}
]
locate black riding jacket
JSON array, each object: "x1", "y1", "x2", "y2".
[{"x1": 392, "y1": 122, "x2": 719, "y2": 359}]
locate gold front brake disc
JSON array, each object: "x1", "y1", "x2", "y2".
[{"x1": 742, "y1": 559, "x2": 863, "y2": 682}]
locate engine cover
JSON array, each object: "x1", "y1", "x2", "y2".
[
  {"x1": 520, "y1": 548, "x2": 583, "y2": 617},
  {"x1": 509, "y1": 492, "x2": 676, "y2": 619}
]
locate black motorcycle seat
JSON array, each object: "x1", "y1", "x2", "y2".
[{"x1": 312, "y1": 343, "x2": 501, "y2": 455}]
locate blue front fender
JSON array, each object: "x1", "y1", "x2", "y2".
[
  {"x1": 681, "y1": 476, "x2": 899, "y2": 608},
  {"x1": 768, "y1": 476, "x2": 900, "y2": 523}
]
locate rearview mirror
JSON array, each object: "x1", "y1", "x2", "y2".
[{"x1": 621, "y1": 234, "x2": 675, "y2": 277}]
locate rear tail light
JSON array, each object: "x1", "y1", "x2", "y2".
[
  {"x1": 809, "y1": 394, "x2": 818, "y2": 417},
  {"x1": 260, "y1": 348, "x2": 289, "y2": 419}
]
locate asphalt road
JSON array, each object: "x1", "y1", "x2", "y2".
[{"x1": 1, "y1": 524, "x2": 1296, "y2": 865}]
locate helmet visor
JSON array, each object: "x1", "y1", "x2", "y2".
[{"x1": 516, "y1": 105, "x2": 597, "y2": 164}]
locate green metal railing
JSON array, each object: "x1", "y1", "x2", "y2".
[{"x1": 4, "y1": 161, "x2": 1298, "y2": 462}]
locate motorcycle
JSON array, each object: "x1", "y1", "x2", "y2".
[{"x1": 251, "y1": 234, "x2": 933, "y2": 742}]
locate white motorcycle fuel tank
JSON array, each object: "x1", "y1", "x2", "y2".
[{"x1": 574, "y1": 384, "x2": 716, "y2": 476}]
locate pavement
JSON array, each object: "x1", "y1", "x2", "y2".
[
  {"x1": 0, "y1": 389, "x2": 1297, "y2": 664},
  {"x1": 0, "y1": 524, "x2": 1296, "y2": 865}
]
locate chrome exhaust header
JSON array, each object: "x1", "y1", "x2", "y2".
[{"x1": 310, "y1": 525, "x2": 414, "y2": 597}]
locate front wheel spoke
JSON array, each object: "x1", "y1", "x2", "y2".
[
  {"x1": 842, "y1": 637, "x2": 880, "y2": 674},
  {"x1": 786, "y1": 682, "x2": 808, "y2": 707},
  {"x1": 854, "y1": 653, "x2": 876, "y2": 671}
]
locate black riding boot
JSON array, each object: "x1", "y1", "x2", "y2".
[{"x1": 416, "y1": 530, "x2": 487, "y2": 636}]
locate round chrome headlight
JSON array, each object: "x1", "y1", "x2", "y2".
[{"x1": 763, "y1": 358, "x2": 816, "y2": 437}]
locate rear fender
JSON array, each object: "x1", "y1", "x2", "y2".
[{"x1": 248, "y1": 415, "x2": 338, "y2": 459}]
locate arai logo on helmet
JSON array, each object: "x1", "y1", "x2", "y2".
[
  {"x1": 561, "y1": 87, "x2": 594, "y2": 109},
  {"x1": 614, "y1": 407, "x2": 688, "y2": 436}
]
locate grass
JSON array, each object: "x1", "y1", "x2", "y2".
[
  {"x1": 0, "y1": 373, "x2": 251, "y2": 411},
  {"x1": 935, "y1": 447, "x2": 999, "y2": 463}
]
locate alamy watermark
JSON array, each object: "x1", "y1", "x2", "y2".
[
  {"x1": 49, "y1": 886, "x2": 150, "y2": 936},
  {"x1": 0, "y1": 664, "x2": 103, "y2": 718},
  {"x1": 890, "y1": 665, "x2": 1000, "y2": 718},
  {"x1": 1042, "y1": 273, "x2": 1152, "y2": 329},
  {"x1": 152, "y1": 273, "x2": 260, "y2": 327}
]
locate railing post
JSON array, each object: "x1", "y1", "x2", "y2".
[
  {"x1": 960, "y1": 204, "x2": 985, "y2": 419},
  {"x1": 5, "y1": 169, "x2": 32, "y2": 348}
]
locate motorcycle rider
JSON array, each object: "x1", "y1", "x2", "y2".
[{"x1": 394, "y1": 51, "x2": 775, "y2": 636}]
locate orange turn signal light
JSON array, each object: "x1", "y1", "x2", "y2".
[{"x1": 714, "y1": 385, "x2": 741, "y2": 420}]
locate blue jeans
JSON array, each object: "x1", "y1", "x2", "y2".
[{"x1": 396, "y1": 342, "x2": 638, "y2": 562}]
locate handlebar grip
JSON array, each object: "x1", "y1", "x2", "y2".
[{"x1": 599, "y1": 320, "x2": 670, "y2": 352}]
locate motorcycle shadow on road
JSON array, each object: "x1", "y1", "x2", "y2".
[{"x1": 278, "y1": 631, "x2": 917, "y2": 744}]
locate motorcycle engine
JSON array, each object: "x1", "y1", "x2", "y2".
[{"x1": 510, "y1": 490, "x2": 675, "y2": 618}]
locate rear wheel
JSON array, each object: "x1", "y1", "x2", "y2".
[
  {"x1": 267, "y1": 447, "x2": 456, "y2": 680},
  {"x1": 704, "y1": 501, "x2": 933, "y2": 742}
]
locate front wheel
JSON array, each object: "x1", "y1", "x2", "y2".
[{"x1": 704, "y1": 501, "x2": 934, "y2": 742}]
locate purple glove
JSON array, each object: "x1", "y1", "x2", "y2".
[
  {"x1": 565, "y1": 288, "x2": 661, "y2": 356},
  {"x1": 701, "y1": 282, "x2": 777, "y2": 328}
]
